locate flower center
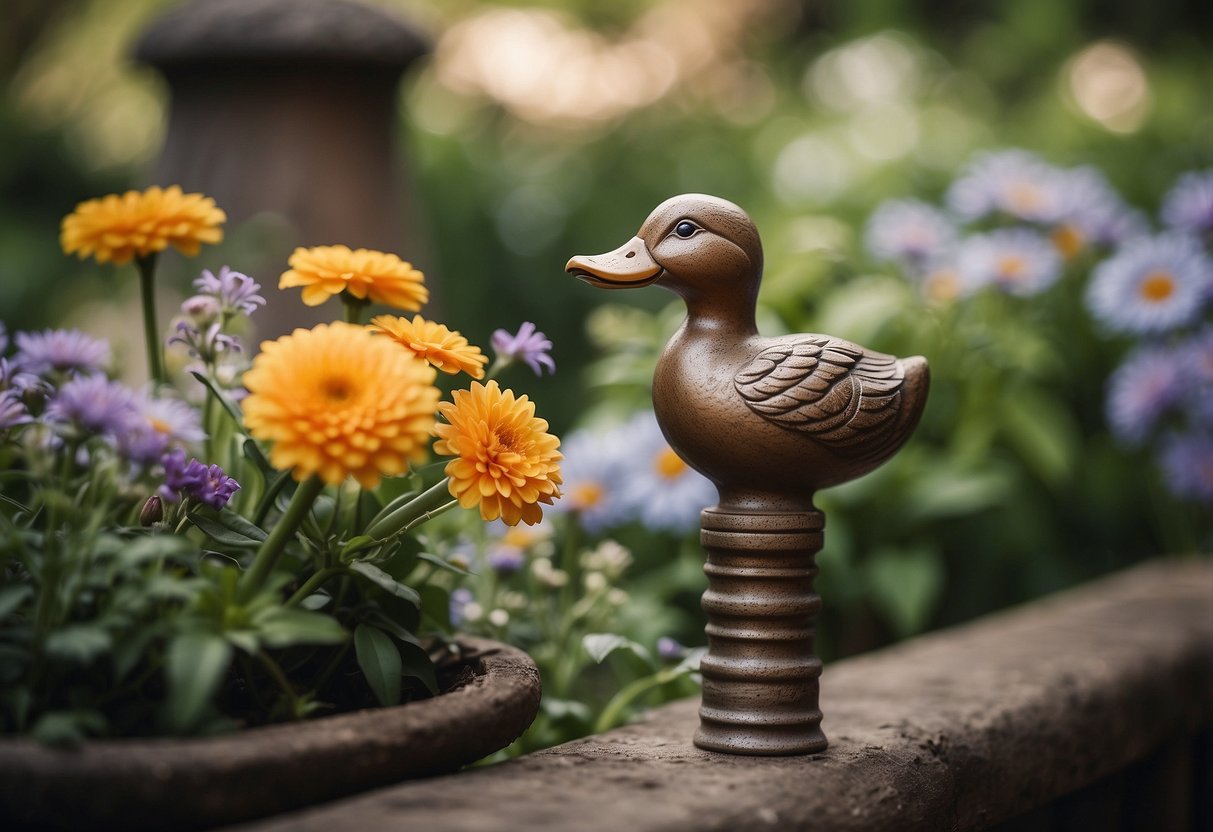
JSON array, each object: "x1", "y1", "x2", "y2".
[
  {"x1": 149, "y1": 417, "x2": 172, "y2": 435},
  {"x1": 1008, "y1": 182, "x2": 1043, "y2": 213},
  {"x1": 1050, "y1": 223, "x2": 1085, "y2": 259},
  {"x1": 996, "y1": 255, "x2": 1027, "y2": 282},
  {"x1": 655, "y1": 446, "x2": 687, "y2": 479},
  {"x1": 925, "y1": 270, "x2": 961, "y2": 302},
  {"x1": 321, "y1": 377, "x2": 354, "y2": 402},
  {"x1": 1139, "y1": 270, "x2": 1176, "y2": 303},
  {"x1": 572, "y1": 481, "x2": 604, "y2": 509}
]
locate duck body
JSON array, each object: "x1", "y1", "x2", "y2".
[{"x1": 567, "y1": 194, "x2": 929, "y2": 515}]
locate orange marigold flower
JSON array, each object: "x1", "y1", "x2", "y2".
[
  {"x1": 60, "y1": 185, "x2": 225, "y2": 266},
  {"x1": 433, "y1": 380, "x2": 562, "y2": 526},
  {"x1": 370, "y1": 314, "x2": 487, "y2": 379},
  {"x1": 279, "y1": 245, "x2": 428, "y2": 310},
  {"x1": 242, "y1": 322, "x2": 439, "y2": 488}
]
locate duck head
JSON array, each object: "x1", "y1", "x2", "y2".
[{"x1": 566, "y1": 194, "x2": 764, "y2": 313}]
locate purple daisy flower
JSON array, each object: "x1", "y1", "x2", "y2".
[
  {"x1": 622, "y1": 410, "x2": 717, "y2": 535},
  {"x1": 955, "y1": 229, "x2": 1063, "y2": 296},
  {"x1": 194, "y1": 266, "x2": 266, "y2": 318},
  {"x1": 159, "y1": 448, "x2": 239, "y2": 509},
  {"x1": 548, "y1": 424, "x2": 632, "y2": 533},
  {"x1": 1086, "y1": 233, "x2": 1213, "y2": 335},
  {"x1": 1104, "y1": 346, "x2": 1185, "y2": 445},
  {"x1": 946, "y1": 149, "x2": 1068, "y2": 224},
  {"x1": 449, "y1": 587, "x2": 476, "y2": 628},
  {"x1": 181, "y1": 294, "x2": 222, "y2": 326},
  {"x1": 14, "y1": 329, "x2": 111, "y2": 376},
  {"x1": 121, "y1": 392, "x2": 207, "y2": 463},
  {"x1": 491, "y1": 322, "x2": 555, "y2": 376},
  {"x1": 1157, "y1": 432, "x2": 1213, "y2": 502},
  {"x1": 1176, "y1": 326, "x2": 1213, "y2": 423},
  {"x1": 1054, "y1": 166, "x2": 1148, "y2": 253},
  {"x1": 168, "y1": 320, "x2": 242, "y2": 363},
  {"x1": 0, "y1": 390, "x2": 32, "y2": 431},
  {"x1": 44, "y1": 374, "x2": 140, "y2": 438},
  {"x1": 1161, "y1": 169, "x2": 1213, "y2": 236},
  {"x1": 864, "y1": 199, "x2": 956, "y2": 272}
]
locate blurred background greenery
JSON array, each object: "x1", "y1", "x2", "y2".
[{"x1": 2, "y1": 0, "x2": 1209, "y2": 677}]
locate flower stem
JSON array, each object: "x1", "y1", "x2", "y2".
[
  {"x1": 365, "y1": 478, "x2": 455, "y2": 540},
  {"x1": 343, "y1": 299, "x2": 368, "y2": 325},
  {"x1": 135, "y1": 254, "x2": 164, "y2": 385},
  {"x1": 286, "y1": 566, "x2": 346, "y2": 607},
  {"x1": 238, "y1": 475, "x2": 325, "y2": 603}
]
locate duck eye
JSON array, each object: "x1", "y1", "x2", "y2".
[{"x1": 674, "y1": 221, "x2": 698, "y2": 239}]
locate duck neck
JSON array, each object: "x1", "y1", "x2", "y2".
[{"x1": 673, "y1": 287, "x2": 759, "y2": 340}]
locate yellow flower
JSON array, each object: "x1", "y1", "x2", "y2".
[
  {"x1": 242, "y1": 322, "x2": 439, "y2": 488},
  {"x1": 279, "y1": 245, "x2": 428, "y2": 310},
  {"x1": 60, "y1": 185, "x2": 225, "y2": 266},
  {"x1": 370, "y1": 314, "x2": 487, "y2": 379},
  {"x1": 433, "y1": 380, "x2": 562, "y2": 526}
]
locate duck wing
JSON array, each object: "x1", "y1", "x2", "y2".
[{"x1": 734, "y1": 337, "x2": 905, "y2": 454}]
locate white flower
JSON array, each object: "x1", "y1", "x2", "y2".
[
  {"x1": 1086, "y1": 234, "x2": 1213, "y2": 334},
  {"x1": 956, "y1": 229, "x2": 1062, "y2": 296}
]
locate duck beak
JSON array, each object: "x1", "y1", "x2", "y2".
[{"x1": 566, "y1": 236, "x2": 663, "y2": 289}]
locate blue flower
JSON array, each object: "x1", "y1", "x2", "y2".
[
  {"x1": 194, "y1": 266, "x2": 266, "y2": 318},
  {"x1": 946, "y1": 149, "x2": 1067, "y2": 223},
  {"x1": 1053, "y1": 166, "x2": 1148, "y2": 254},
  {"x1": 449, "y1": 587, "x2": 477, "y2": 628},
  {"x1": 490, "y1": 322, "x2": 555, "y2": 376},
  {"x1": 1157, "y1": 432, "x2": 1213, "y2": 502},
  {"x1": 864, "y1": 199, "x2": 956, "y2": 272},
  {"x1": 1105, "y1": 346, "x2": 1185, "y2": 445},
  {"x1": 1161, "y1": 169, "x2": 1213, "y2": 236},
  {"x1": 44, "y1": 374, "x2": 139, "y2": 439},
  {"x1": 14, "y1": 329, "x2": 111, "y2": 376},
  {"x1": 1086, "y1": 234, "x2": 1213, "y2": 335},
  {"x1": 955, "y1": 229, "x2": 1062, "y2": 296},
  {"x1": 549, "y1": 424, "x2": 631, "y2": 533},
  {"x1": 620, "y1": 411, "x2": 716, "y2": 534}
]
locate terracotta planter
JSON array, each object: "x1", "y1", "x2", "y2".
[{"x1": 0, "y1": 637, "x2": 539, "y2": 831}]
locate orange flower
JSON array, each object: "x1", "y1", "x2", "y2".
[
  {"x1": 433, "y1": 380, "x2": 562, "y2": 526},
  {"x1": 370, "y1": 314, "x2": 487, "y2": 379},
  {"x1": 279, "y1": 245, "x2": 428, "y2": 310},
  {"x1": 60, "y1": 186, "x2": 225, "y2": 266},
  {"x1": 242, "y1": 322, "x2": 439, "y2": 488}
]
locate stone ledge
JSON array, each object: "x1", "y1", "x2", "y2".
[{"x1": 236, "y1": 559, "x2": 1212, "y2": 832}]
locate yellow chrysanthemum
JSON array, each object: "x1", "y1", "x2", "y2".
[
  {"x1": 242, "y1": 322, "x2": 440, "y2": 488},
  {"x1": 433, "y1": 380, "x2": 562, "y2": 526},
  {"x1": 370, "y1": 314, "x2": 487, "y2": 379},
  {"x1": 279, "y1": 245, "x2": 429, "y2": 310},
  {"x1": 60, "y1": 185, "x2": 225, "y2": 266}
]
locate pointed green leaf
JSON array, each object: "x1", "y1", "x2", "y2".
[
  {"x1": 417, "y1": 551, "x2": 474, "y2": 576},
  {"x1": 354, "y1": 624, "x2": 402, "y2": 707},
  {"x1": 397, "y1": 639, "x2": 438, "y2": 695},
  {"x1": 45, "y1": 625, "x2": 113, "y2": 664},
  {"x1": 349, "y1": 561, "x2": 421, "y2": 606},
  {"x1": 187, "y1": 509, "x2": 268, "y2": 547},
  {"x1": 583, "y1": 633, "x2": 651, "y2": 664},
  {"x1": 164, "y1": 632, "x2": 232, "y2": 732},
  {"x1": 254, "y1": 608, "x2": 346, "y2": 649}
]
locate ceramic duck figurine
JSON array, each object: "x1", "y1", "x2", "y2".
[{"x1": 567, "y1": 194, "x2": 929, "y2": 756}]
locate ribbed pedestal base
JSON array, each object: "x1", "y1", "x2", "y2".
[{"x1": 694, "y1": 508, "x2": 827, "y2": 756}]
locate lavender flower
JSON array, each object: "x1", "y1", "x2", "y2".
[
  {"x1": 181, "y1": 295, "x2": 222, "y2": 326},
  {"x1": 158, "y1": 448, "x2": 240, "y2": 509},
  {"x1": 44, "y1": 374, "x2": 139, "y2": 438},
  {"x1": 864, "y1": 199, "x2": 956, "y2": 271},
  {"x1": 0, "y1": 357, "x2": 44, "y2": 397},
  {"x1": 1157, "y1": 432, "x2": 1213, "y2": 502},
  {"x1": 1105, "y1": 346, "x2": 1184, "y2": 445},
  {"x1": 549, "y1": 424, "x2": 632, "y2": 533},
  {"x1": 121, "y1": 392, "x2": 207, "y2": 463},
  {"x1": 1055, "y1": 166, "x2": 1148, "y2": 252},
  {"x1": 946, "y1": 149, "x2": 1067, "y2": 224},
  {"x1": 1176, "y1": 326, "x2": 1213, "y2": 423},
  {"x1": 449, "y1": 587, "x2": 478, "y2": 628},
  {"x1": 1086, "y1": 234, "x2": 1213, "y2": 335},
  {"x1": 622, "y1": 410, "x2": 717, "y2": 534},
  {"x1": 1161, "y1": 169, "x2": 1213, "y2": 236},
  {"x1": 955, "y1": 229, "x2": 1062, "y2": 296},
  {"x1": 0, "y1": 390, "x2": 32, "y2": 431},
  {"x1": 486, "y1": 544, "x2": 525, "y2": 574},
  {"x1": 657, "y1": 636, "x2": 685, "y2": 661},
  {"x1": 14, "y1": 329, "x2": 111, "y2": 376},
  {"x1": 491, "y1": 322, "x2": 555, "y2": 376},
  {"x1": 194, "y1": 266, "x2": 266, "y2": 318},
  {"x1": 169, "y1": 320, "x2": 242, "y2": 364}
]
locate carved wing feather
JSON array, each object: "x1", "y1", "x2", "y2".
[{"x1": 734, "y1": 337, "x2": 906, "y2": 452}]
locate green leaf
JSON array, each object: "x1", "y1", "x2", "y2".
[
  {"x1": 31, "y1": 710, "x2": 107, "y2": 748},
  {"x1": 904, "y1": 465, "x2": 1016, "y2": 521},
  {"x1": 164, "y1": 632, "x2": 232, "y2": 732},
  {"x1": 349, "y1": 561, "x2": 421, "y2": 606},
  {"x1": 418, "y1": 584, "x2": 450, "y2": 632},
  {"x1": 999, "y1": 387, "x2": 1080, "y2": 488},
  {"x1": 864, "y1": 546, "x2": 945, "y2": 638},
  {"x1": 254, "y1": 608, "x2": 346, "y2": 649},
  {"x1": 541, "y1": 698, "x2": 592, "y2": 723},
  {"x1": 0, "y1": 585, "x2": 32, "y2": 620},
  {"x1": 397, "y1": 639, "x2": 438, "y2": 695},
  {"x1": 187, "y1": 509, "x2": 268, "y2": 547},
  {"x1": 363, "y1": 611, "x2": 423, "y2": 647},
  {"x1": 241, "y1": 438, "x2": 273, "y2": 476},
  {"x1": 583, "y1": 633, "x2": 651, "y2": 664},
  {"x1": 340, "y1": 535, "x2": 379, "y2": 559},
  {"x1": 354, "y1": 624, "x2": 402, "y2": 707},
  {"x1": 417, "y1": 551, "x2": 474, "y2": 576},
  {"x1": 45, "y1": 625, "x2": 113, "y2": 664},
  {"x1": 118, "y1": 534, "x2": 198, "y2": 567}
]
